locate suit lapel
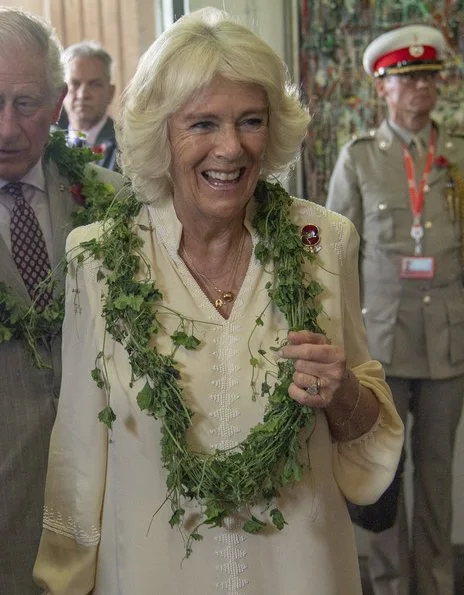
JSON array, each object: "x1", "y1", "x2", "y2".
[
  {"x1": 44, "y1": 160, "x2": 76, "y2": 270},
  {"x1": 0, "y1": 234, "x2": 30, "y2": 303},
  {"x1": 96, "y1": 117, "x2": 115, "y2": 146}
]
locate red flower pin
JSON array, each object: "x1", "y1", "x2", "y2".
[
  {"x1": 93, "y1": 143, "x2": 107, "y2": 156},
  {"x1": 69, "y1": 183, "x2": 86, "y2": 206},
  {"x1": 435, "y1": 155, "x2": 450, "y2": 169}
]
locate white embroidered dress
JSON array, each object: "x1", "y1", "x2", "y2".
[{"x1": 34, "y1": 195, "x2": 403, "y2": 595}]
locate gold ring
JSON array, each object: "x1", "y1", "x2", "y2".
[{"x1": 305, "y1": 377, "x2": 321, "y2": 396}]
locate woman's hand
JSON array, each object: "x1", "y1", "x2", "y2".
[
  {"x1": 279, "y1": 330, "x2": 381, "y2": 441},
  {"x1": 279, "y1": 330, "x2": 347, "y2": 408}
]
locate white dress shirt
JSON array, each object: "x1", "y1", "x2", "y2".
[{"x1": 69, "y1": 116, "x2": 108, "y2": 148}]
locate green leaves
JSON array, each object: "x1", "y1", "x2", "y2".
[
  {"x1": 171, "y1": 330, "x2": 200, "y2": 350},
  {"x1": 0, "y1": 131, "x2": 118, "y2": 363},
  {"x1": 270, "y1": 508, "x2": 287, "y2": 530},
  {"x1": 243, "y1": 515, "x2": 267, "y2": 534},
  {"x1": 83, "y1": 178, "x2": 319, "y2": 559},
  {"x1": 98, "y1": 406, "x2": 116, "y2": 429}
]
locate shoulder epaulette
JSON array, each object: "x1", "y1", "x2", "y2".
[{"x1": 348, "y1": 129, "x2": 377, "y2": 145}]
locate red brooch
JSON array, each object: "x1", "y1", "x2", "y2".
[{"x1": 301, "y1": 224, "x2": 321, "y2": 253}]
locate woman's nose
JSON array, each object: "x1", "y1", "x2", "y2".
[{"x1": 214, "y1": 125, "x2": 243, "y2": 159}]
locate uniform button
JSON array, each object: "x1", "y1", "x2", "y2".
[
  {"x1": 361, "y1": 307, "x2": 368, "y2": 315},
  {"x1": 445, "y1": 141, "x2": 453, "y2": 149},
  {"x1": 379, "y1": 141, "x2": 387, "y2": 149},
  {"x1": 424, "y1": 184, "x2": 430, "y2": 192},
  {"x1": 424, "y1": 221, "x2": 432, "y2": 229},
  {"x1": 378, "y1": 202, "x2": 387, "y2": 210},
  {"x1": 423, "y1": 295, "x2": 431, "y2": 305}
]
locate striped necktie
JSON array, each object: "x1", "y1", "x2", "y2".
[{"x1": 6, "y1": 182, "x2": 53, "y2": 310}]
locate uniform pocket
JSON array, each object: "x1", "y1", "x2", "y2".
[
  {"x1": 362, "y1": 296, "x2": 399, "y2": 365},
  {"x1": 364, "y1": 199, "x2": 409, "y2": 245},
  {"x1": 446, "y1": 300, "x2": 464, "y2": 364}
]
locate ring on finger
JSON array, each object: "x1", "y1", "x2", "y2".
[{"x1": 305, "y1": 376, "x2": 321, "y2": 396}]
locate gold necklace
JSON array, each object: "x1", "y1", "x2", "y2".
[{"x1": 182, "y1": 229, "x2": 246, "y2": 310}]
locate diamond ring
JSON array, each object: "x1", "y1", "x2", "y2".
[{"x1": 305, "y1": 377, "x2": 321, "y2": 396}]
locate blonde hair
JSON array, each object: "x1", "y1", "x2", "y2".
[{"x1": 117, "y1": 7, "x2": 309, "y2": 201}]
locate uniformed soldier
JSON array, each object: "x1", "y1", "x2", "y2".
[{"x1": 327, "y1": 24, "x2": 464, "y2": 595}]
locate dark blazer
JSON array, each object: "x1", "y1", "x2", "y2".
[
  {"x1": 93, "y1": 117, "x2": 119, "y2": 171},
  {"x1": 56, "y1": 112, "x2": 119, "y2": 171},
  {"x1": 0, "y1": 160, "x2": 124, "y2": 594}
]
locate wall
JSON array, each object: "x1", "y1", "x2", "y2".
[{"x1": 187, "y1": 0, "x2": 286, "y2": 60}]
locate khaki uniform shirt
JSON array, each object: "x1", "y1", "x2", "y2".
[{"x1": 327, "y1": 120, "x2": 464, "y2": 379}]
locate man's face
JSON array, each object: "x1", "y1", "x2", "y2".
[
  {"x1": 376, "y1": 71, "x2": 439, "y2": 129},
  {"x1": 63, "y1": 56, "x2": 115, "y2": 131},
  {"x1": 0, "y1": 49, "x2": 65, "y2": 182}
]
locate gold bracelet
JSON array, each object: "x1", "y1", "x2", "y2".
[{"x1": 331, "y1": 381, "x2": 361, "y2": 427}]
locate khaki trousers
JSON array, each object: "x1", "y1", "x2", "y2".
[{"x1": 368, "y1": 375, "x2": 464, "y2": 595}]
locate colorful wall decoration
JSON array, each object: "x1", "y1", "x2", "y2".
[{"x1": 299, "y1": 0, "x2": 464, "y2": 203}]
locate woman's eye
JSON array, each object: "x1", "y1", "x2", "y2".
[
  {"x1": 241, "y1": 118, "x2": 264, "y2": 128},
  {"x1": 191, "y1": 121, "x2": 214, "y2": 130}
]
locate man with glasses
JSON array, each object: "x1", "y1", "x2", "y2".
[{"x1": 327, "y1": 24, "x2": 464, "y2": 595}]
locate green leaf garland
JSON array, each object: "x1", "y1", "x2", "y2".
[{"x1": 76, "y1": 179, "x2": 324, "y2": 558}]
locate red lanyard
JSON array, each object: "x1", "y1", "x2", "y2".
[{"x1": 402, "y1": 127, "x2": 437, "y2": 254}]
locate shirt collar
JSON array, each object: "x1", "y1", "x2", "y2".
[
  {"x1": 388, "y1": 119, "x2": 432, "y2": 147},
  {"x1": 0, "y1": 158, "x2": 45, "y2": 192},
  {"x1": 71, "y1": 115, "x2": 108, "y2": 148}
]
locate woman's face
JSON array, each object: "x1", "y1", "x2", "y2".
[{"x1": 168, "y1": 75, "x2": 268, "y2": 224}]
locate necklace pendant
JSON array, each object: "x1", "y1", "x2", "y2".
[
  {"x1": 214, "y1": 297, "x2": 225, "y2": 309},
  {"x1": 222, "y1": 291, "x2": 234, "y2": 303}
]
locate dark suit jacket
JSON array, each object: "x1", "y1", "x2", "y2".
[
  {"x1": 57, "y1": 112, "x2": 119, "y2": 171},
  {"x1": 0, "y1": 160, "x2": 124, "y2": 594},
  {"x1": 94, "y1": 117, "x2": 119, "y2": 171}
]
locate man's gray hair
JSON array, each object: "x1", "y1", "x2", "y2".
[
  {"x1": 62, "y1": 41, "x2": 113, "y2": 82},
  {"x1": 0, "y1": 7, "x2": 64, "y2": 101}
]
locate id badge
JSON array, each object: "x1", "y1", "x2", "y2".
[{"x1": 400, "y1": 256, "x2": 435, "y2": 279}]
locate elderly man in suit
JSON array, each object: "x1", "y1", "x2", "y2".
[
  {"x1": 60, "y1": 40, "x2": 118, "y2": 170},
  {"x1": 327, "y1": 24, "x2": 464, "y2": 595},
  {"x1": 0, "y1": 8, "x2": 124, "y2": 593}
]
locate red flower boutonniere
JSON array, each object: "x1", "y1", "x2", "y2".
[
  {"x1": 69, "y1": 183, "x2": 86, "y2": 206},
  {"x1": 93, "y1": 143, "x2": 107, "y2": 156},
  {"x1": 435, "y1": 155, "x2": 450, "y2": 170}
]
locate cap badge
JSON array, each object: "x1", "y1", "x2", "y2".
[{"x1": 409, "y1": 44, "x2": 424, "y2": 58}]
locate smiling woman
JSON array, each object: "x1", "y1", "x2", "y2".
[{"x1": 33, "y1": 7, "x2": 403, "y2": 595}]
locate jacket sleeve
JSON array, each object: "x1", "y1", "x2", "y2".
[
  {"x1": 330, "y1": 217, "x2": 404, "y2": 504},
  {"x1": 326, "y1": 142, "x2": 364, "y2": 236},
  {"x1": 33, "y1": 224, "x2": 108, "y2": 595}
]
